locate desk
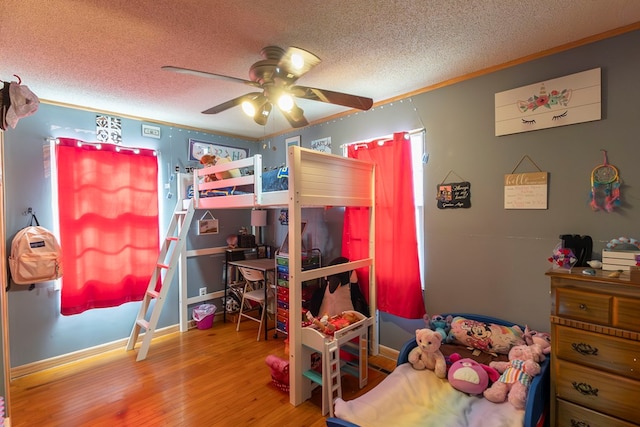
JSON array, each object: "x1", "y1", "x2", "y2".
[{"x1": 227, "y1": 257, "x2": 276, "y2": 341}]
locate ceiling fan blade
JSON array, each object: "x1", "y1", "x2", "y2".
[
  {"x1": 201, "y1": 92, "x2": 262, "y2": 114},
  {"x1": 291, "y1": 85, "x2": 373, "y2": 110},
  {"x1": 162, "y1": 65, "x2": 260, "y2": 88},
  {"x1": 277, "y1": 47, "x2": 321, "y2": 80}
]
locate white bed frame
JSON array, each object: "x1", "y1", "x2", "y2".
[{"x1": 179, "y1": 146, "x2": 377, "y2": 408}]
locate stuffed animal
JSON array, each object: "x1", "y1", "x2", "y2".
[
  {"x1": 265, "y1": 354, "x2": 289, "y2": 392},
  {"x1": 522, "y1": 326, "x2": 551, "y2": 355},
  {"x1": 483, "y1": 343, "x2": 546, "y2": 409},
  {"x1": 408, "y1": 328, "x2": 447, "y2": 378},
  {"x1": 427, "y1": 313, "x2": 453, "y2": 341},
  {"x1": 447, "y1": 353, "x2": 500, "y2": 395},
  {"x1": 200, "y1": 154, "x2": 241, "y2": 181},
  {"x1": 199, "y1": 154, "x2": 218, "y2": 182}
]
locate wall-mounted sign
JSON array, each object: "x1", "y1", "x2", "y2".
[
  {"x1": 504, "y1": 172, "x2": 548, "y2": 209},
  {"x1": 189, "y1": 138, "x2": 249, "y2": 162},
  {"x1": 436, "y1": 181, "x2": 471, "y2": 209},
  {"x1": 310, "y1": 137, "x2": 332, "y2": 153},
  {"x1": 495, "y1": 68, "x2": 601, "y2": 136},
  {"x1": 142, "y1": 124, "x2": 161, "y2": 139},
  {"x1": 197, "y1": 211, "x2": 219, "y2": 235}
]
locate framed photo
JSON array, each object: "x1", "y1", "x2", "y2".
[
  {"x1": 189, "y1": 138, "x2": 249, "y2": 162},
  {"x1": 198, "y1": 219, "x2": 219, "y2": 235},
  {"x1": 285, "y1": 135, "x2": 301, "y2": 167},
  {"x1": 197, "y1": 211, "x2": 219, "y2": 235},
  {"x1": 257, "y1": 245, "x2": 267, "y2": 259}
]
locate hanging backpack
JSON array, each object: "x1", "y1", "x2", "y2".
[{"x1": 8, "y1": 214, "x2": 63, "y2": 289}]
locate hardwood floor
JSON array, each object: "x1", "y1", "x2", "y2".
[{"x1": 9, "y1": 318, "x2": 395, "y2": 427}]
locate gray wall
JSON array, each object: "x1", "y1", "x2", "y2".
[
  {"x1": 4, "y1": 29, "x2": 639, "y2": 365},
  {"x1": 283, "y1": 29, "x2": 640, "y2": 348}
]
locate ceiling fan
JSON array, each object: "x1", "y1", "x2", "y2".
[{"x1": 162, "y1": 46, "x2": 373, "y2": 128}]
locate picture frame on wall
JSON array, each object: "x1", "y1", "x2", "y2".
[
  {"x1": 257, "y1": 245, "x2": 267, "y2": 259},
  {"x1": 285, "y1": 135, "x2": 301, "y2": 167},
  {"x1": 189, "y1": 138, "x2": 249, "y2": 162}
]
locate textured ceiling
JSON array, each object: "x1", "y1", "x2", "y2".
[{"x1": 3, "y1": 1, "x2": 640, "y2": 139}]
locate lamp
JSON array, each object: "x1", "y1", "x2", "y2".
[{"x1": 251, "y1": 209, "x2": 267, "y2": 245}]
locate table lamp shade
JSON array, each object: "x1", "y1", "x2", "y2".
[{"x1": 251, "y1": 210, "x2": 267, "y2": 227}]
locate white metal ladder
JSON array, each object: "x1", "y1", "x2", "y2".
[{"x1": 126, "y1": 198, "x2": 195, "y2": 361}]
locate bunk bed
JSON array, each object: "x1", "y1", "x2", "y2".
[{"x1": 181, "y1": 146, "x2": 377, "y2": 409}]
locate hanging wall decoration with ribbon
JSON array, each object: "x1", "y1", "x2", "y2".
[
  {"x1": 504, "y1": 155, "x2": 548, "y2": 210},
  {"x1": 436, "y1": 170, "x2": 471, "y2": 209},
  {"x1": 197, "y1": 211, "x2": 219, "y2": 235},
  {"x1": 589, "y1": 149, "x2": 621, "y2": 212}
]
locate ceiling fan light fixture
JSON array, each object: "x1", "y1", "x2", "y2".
[
  {"x1": 277, "y1": 93, "x2": 294, "y2": 112},
  {"x1": 241, "y1": 100, "x2": 256, "y2": 117},
  {"x1": 290, "y1": 53, "x2": 304, "y2": 70},
  {"x1": 288, "y1": 103, "x2": 305, "y2": 122},
  {"x1": 254, "y1": 102, "x2": 272, "y2": 126}
]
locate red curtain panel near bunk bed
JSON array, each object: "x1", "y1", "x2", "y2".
[
  {"x1": 342, "y1": 132, "x2": 425, "y2": 319},
  {"x1": 55, "y1": 138, "x2": 159, "y2": 315}
]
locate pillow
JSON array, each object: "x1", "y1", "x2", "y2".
[{"x1": 447, "y1": 316, "x2": 524, "y2": 355}]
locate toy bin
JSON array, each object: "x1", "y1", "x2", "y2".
[{"x1": 193, "y1": 304, "x2": 216, "y2": 330}]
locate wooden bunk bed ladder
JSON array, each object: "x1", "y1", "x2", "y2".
[{"x1": 126, "y1": 198, "x2": 196, "y2": 361}]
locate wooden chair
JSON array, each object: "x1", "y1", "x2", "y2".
[{"x1": 236, "y1": 266, "x2": 273, "y2": 341}]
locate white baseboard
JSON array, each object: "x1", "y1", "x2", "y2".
[{"x1": 11, "y1": 324, "x2": 181, "y2": 379}]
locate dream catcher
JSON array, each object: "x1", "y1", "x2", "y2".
[{"x1": 589, "y1": 150, "x2": 621, "y2": 212}]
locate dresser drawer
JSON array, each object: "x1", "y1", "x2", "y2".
[
  {"x1": 555, "y1": 359, "x2": 640, "y2": 423},
  {"x1": 555, "y1": 288, "x2": 611, "y2": 324},
  {"x1": 556, "y1": 399, "x2": 639, "y2": 427},
  {"x1": 554, "y1": 325, "x2": 640, "y2": 381},
  {"x1": 614, "y1": 296, "x2": 640, "y2": 332}
]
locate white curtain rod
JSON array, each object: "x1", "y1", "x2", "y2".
[{"x1": 340, "y1": 128, "x2": 424, "y2": 148}]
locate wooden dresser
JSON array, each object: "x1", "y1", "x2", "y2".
[{"x1": 547, "y1": 268, "x2": 640, "y2": 427}]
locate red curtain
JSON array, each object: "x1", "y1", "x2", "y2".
[
  {"x1": 342, "y1": 132, "x2": 425, "y2": 319},
  {"x1": 56, "y1": 138, "x2": 159, "y2": 315}
]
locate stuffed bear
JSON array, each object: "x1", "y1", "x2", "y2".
[
  {"x1": 200, "y1": 154, "x2": 241, "y2": 181},
  {"x1": 408, "y1": 328, "x2": 447, "y2": 378},
  {"x1": 483, "y1": 343, "x2": 546, "y2": 409},
  {"x1": 199, "y1": 154, "x2": 218, "y2": 182}
]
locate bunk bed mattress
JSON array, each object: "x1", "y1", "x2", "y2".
[{"x1": 333, "y1": 363, "x2": 524, "y2": 427}]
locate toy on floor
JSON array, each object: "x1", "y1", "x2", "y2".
[
  {"x1": 408, "y1": 328, "x2": 447, "y2": 378},
  {"x1": 483, "y1": 343, "x2": 546, "y2": 409},
  {"x1": 447, "y1": 353, "x2": 499, "y2": 395},
  {"x1": 265, "y1": 354, "x2": 289, "y2": 392}
]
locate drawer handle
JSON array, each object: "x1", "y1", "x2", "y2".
[
  {"x1": 570, "y1": 420, "x2": 590, "y2": 427},
  {"x1": 578, "y1": 303, "x2": 587, "y2": 310},
  {"x1": 571, "y1": 342, "x2": 599, "y2": 356},
  {"x1": 572, "y1": 381, "x2": 598, "y2": 396}
]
